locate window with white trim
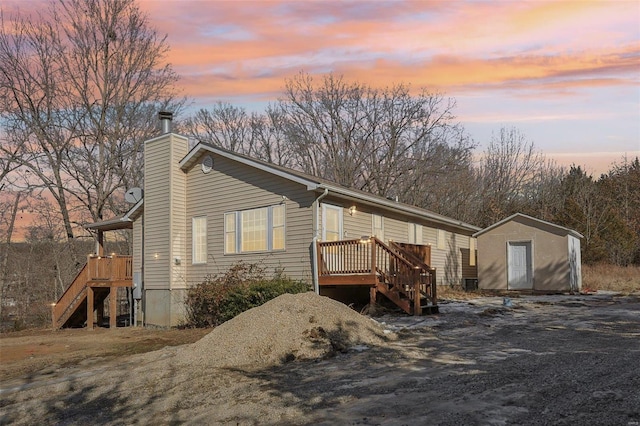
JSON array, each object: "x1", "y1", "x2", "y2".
[
  {"x1": 408, "y1": 223, "x2": 423, "y2": 244},
  {"x1": 437, "y1": 229, "x2": 446, "y2": 249},
  {"x1": 322, "y1": 204, "x2": 343, "y2": 242},
  {"x1": 372, "y1": 214, "x2": 384, "y2": 240},
  {"x1": 224, "y1": 205, "x2": 285, "y2": 254},
  {"x1": 192, "y1": 216, "x2": 207, "y2": 264}
]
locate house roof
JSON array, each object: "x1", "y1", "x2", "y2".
[
  {"x1": 180, "y1": 142, "x2": 481, "y2": 233},
  {"x1": 472, "y1": 213, "x2": 584, "y2": 239},
  {"x1": 84, "y1": 199, "x2": 143, "y2": 232}
]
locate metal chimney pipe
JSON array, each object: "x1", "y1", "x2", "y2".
[{"x1": 158, "y1": 111, "x2": 173, "y2": 134}]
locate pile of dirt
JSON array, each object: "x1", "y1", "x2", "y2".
[{"x1": 177, "y1": 292, "x2": 394, "y2": 369}]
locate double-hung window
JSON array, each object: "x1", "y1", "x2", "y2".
[
  {"x1": 225, "y1": 205, "x2": 285, "y2": 254},
  {"x1": 437, "y1": 229, "x2": 446, "y2": 249},
  {"x1": 192, "y1": 216, "x2": 207, "y2": 264},
  {"x1": 372, "y1": 214, "x2": 384, "y2": 240},
  {"x1": 408, "y1": 223, "x2": 423, "y2": 244}
]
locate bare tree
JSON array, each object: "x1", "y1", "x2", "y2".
[
  {"x1": 183, "y1": 102, "x2": 253, "y2": 154},
  {"x1": 476, "y1": 127, "x2": 549, "y2": 226},
  {"x1": 0, "y1": 191, "x2": 21, "y2": 322},
  {"x1": 279, "y1": 72, "x2": 475, "y2": 202},
  {"x1": 0, "y1": 0, "x2": 183, "y2": 238}
]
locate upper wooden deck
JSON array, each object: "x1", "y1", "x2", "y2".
[{"x1": 52, "y1": 255, "x2": 133, "y2": 329}]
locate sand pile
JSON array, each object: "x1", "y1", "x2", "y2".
[{"x1": 177, "y1": 292, "x2": 394, "y2": 369}]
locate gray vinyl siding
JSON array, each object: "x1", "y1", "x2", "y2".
[
  {"x1": 170, "y1": 136, "x2": 187, "y2": 291},
  {"x1": 143, "y1": 133, "x2": 188, "y2": 291},
  {"x1": 133, "y1": 217, "x2": 142, "y2": 273},
  {"x1": 323, "y1": 198, "x2": 474, "y2": 286},
  {"x1": 184, "y1": 153, "x2": 316, "y2": 286}
]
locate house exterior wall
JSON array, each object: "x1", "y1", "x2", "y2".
[
  {"x1": 137, "y1": 136, "x2": 480, "y2": 326},
  {"x1": 142, "y1": 133, "x2": 188, "y2": 327},
  {"x1": 133, "y1": 217, "x2": 143, "y2": 274},
  {"x1": 476, "y1": 218, "x2": 571, "y2": 291},
  {"x1": 183, "y1": 152, "x2": 317, "y2": 288},
  {"x1": 321, "y1": 197, "x2": 477, "y2": 286}
]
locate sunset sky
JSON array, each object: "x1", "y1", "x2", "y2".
[
  {"x1": 6, "y1": 0, "x2": 640, "y2": 175},
  {"x1": 138, "y1": 0, "x2": 639, "y2": 175}
]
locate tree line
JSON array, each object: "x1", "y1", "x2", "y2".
[{"x1": 1, "y1": 0, "x2": 638, "y2": 327}]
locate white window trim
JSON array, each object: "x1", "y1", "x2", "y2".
[
  {"x1": 408, "y1": 223, "x2": 423, "y2": 245},
  {"x1": 192, "y1": 216, "x2": 207, "y2": 264},
  {"x1": 372, "y1": 214, "x2": 384, "y2": 241},
  {"x1": 224, "y1": 205, "x2": 286, "y2": 254},
  {"x1": 322, "y1": 203, "x2": 343, "y2": 241},
  {"x1": 437, "y1": 229, "x2": 446, "y2": 249}
]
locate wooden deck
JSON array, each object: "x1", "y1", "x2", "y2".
[
  {"x1": 52, "y1": 255, "x2": 132, "y2": 329},
  {"x1": 317, "y1": 238, "x2": 437, "y2": 315}
]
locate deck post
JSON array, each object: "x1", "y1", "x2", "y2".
[
  {"x1": 51, "y1": 304, "x2": 56, "y2": 330},
  {"x1": 371, "y1": 238, "x2": 377, "y2": 276},
  {"x1": 109, "y1": 287, "x2": 117, "y2": 329},
  {"x1": 432, "y1": 269, "x2": 437, "y2": 305},
  {"x1": 315, "y1": 240, "x2": 322, "y2": 276},
  {"x1": 369, "y1": 286, "x2": 377, "y2": 306},
  {"x1": 96, "y1": 230, "x2": 104, "y2": 256},
  {"x1": 413, "y1": 270, "x2": 422, "y2": 316},
  {"x1": 87, "y1": 286, "x2": 94, "y2": 330}
]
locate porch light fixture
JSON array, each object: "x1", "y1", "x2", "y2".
[
  {"x1": 359, "y1": 236, "x2": 371, "y2": 243},
  {"x1": 349, "y1": 206, "x2": 357, "y2": 216}
]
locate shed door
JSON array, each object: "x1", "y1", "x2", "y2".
[{"x1": 508, "y1": 242, "x2": 532, "y2": 290}]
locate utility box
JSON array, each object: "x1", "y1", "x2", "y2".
[{"x1": 132, "y1": 272, "x2": 142, "y2": 299}]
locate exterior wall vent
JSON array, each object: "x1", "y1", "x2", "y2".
[{"x1": 201, "y1": 155, "x2": 213, "y2": 174}]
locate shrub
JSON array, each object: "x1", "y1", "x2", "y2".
[{"x1": 184, "y1": 262, "x2": 310, "y2": 328}]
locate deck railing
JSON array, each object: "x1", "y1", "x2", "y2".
[
  {"x1": 52, "y1": 255, "x2": 133, "y2": 328},
  {"x1": 86, "y1": 255, "x2": 133, "y2": 281},
  {"x1": 317, "y1": 238, "x2": 436, "y2": 314}
]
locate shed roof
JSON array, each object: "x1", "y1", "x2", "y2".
[{"x1": 472, "y1": 213, "x2": 584, "y2": 239}]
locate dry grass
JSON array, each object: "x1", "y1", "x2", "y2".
[
  {"x1": 582, "y1": 263, "x2": 640, "y2": 294},
  {"x1": 437, "y1": 286, "x2": 500, "y2": 301}
]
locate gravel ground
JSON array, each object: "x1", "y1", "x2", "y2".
[{"x1": 0, "y1": 291, "x2": 638, "y2": 425}]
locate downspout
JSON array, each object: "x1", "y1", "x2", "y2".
[{"x1": 311, "y1": 188, "x2": 329, "y2": 294}]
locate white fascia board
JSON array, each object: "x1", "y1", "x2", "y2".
[
  {"x1": 180, "y1": 143, "x2": 320, "y2": 190},
  {"x1": 318, "y1": 184, "x2": 481, "y2": 233},
  {"x1": 122, "y1": 199, "x2": 144, "y2": 221},
  {"x1": 473, "y1": 213, "x2": 584, "y2": 239}
]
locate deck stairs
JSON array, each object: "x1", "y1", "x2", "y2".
[
  {"x1": 317, "y1": 237, "x2": 438, "y2": 315},
  {"x1": 52, "y1": 255, "x2": 132, "y2": 329}
]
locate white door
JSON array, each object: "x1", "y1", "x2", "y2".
[
  {"x1": 568, "y1": 235, "x2": 582, "y2": 292},
  {"x1": 508, "y1": 242, "x2": 532, "y2": 290}
]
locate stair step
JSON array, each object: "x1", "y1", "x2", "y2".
[{"x1": 420, "y1": 305, "x2": 439, "y2": 315}]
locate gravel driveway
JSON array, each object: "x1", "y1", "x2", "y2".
[{"x1": 1, "y1": 292, "x2": 638, "y2": 425}]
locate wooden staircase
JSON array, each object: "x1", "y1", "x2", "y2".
[
  {"x1": 52, "y1": 255, "x2": 133, "y2": 329},
  {"x1": 317, "y1": 237, "x2": 437, "y2": 315}
]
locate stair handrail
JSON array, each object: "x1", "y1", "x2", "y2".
[
  {"x1": 388, "y1": 241, "x2": 434, "y2": 272},
  {"x1": 317, "y1": 238, "x2": 437, "y2": 314},
  {"x1": 372, "y1": 237, "x2": 437, "y2": 313},
  {"x1": 52, "y1": 255, "x2": 92, "y2": 328},
  {"x1": 388, "y1": 240, "x2": 437, "y2": 306}
]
